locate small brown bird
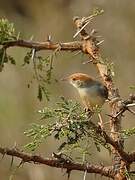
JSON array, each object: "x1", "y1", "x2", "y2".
[
  {"x1": 62, "y1": 73, "x2": 108, "y2": 126},
  {"x1": 62, "y1": 72, "x2": 108, "y2": 109}
]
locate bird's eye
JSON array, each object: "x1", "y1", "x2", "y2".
[{"x1": 72, "y1": 78, "x2": 76, "y2": 81}]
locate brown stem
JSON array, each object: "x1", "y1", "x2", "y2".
[
  {"x1": 87, "y1": 120, "x2": 130, "y2": 163},
  {"x1": 2, "y1": 40, "x2": 82, "y2": 51},
  {"x1": 0, "y1": 147, "x2": 114, "y2": 179}
]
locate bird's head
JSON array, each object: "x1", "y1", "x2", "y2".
[{"x1": 62, "y1": 73, "x2": 94, "y2": 89}]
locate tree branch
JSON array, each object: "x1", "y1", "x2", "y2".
[
  {"x1": 0, "y1": 146, "x2": 114, "y2": 179},
  {"x1": 1, "y1": 40, "x2": 82, "y2": 51},
  {"x1": 111, "y1": 94, "x2": 135, "y2": 118},
  {"x1": 0, "y1": 15, "x2": 133, "y2": 179},
  {"x1": 73, "y1": 16, "x2": 127, "y2": 179},
  {"x1": 87, "y1": 120, "x2": 130, "y2": 163}
]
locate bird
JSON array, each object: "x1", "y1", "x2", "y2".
[{"x1": 62, "y1": 73, "x2": 108, "y2": 126}]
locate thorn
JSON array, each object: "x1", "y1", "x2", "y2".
[
  {"x1": 98, "y1": 113, "x2": 103, "y2": 129},
  {"x1": 83, "y1": 163, "x2": 89, "y2": 180},
  {"x1": 10, "y1": 156, "x2": 14, "y2": 170},
  {"x1": 105, "y1": 113, "x2": 116, "y2": 119},
  {"x1": 127, "y1": 108, "x2": 135, "y2": 115},
  {"x1": 127, "y1": 103, "x2": 135, "y2": 107},
  {"x1": 29, "y1": 35, "x2": 34, "y2": 41},
  {"x1": 17, "y1": 32, "x2": 21, "y2": 40},
  {"x1": 100, "y1": 162, "x2": 104, "y2": 166},
  {"x1": 17, "y1": 160, "x2": 24, "y2": 168},
  {"x1": 106, "y1": 114, "x2": 112, "y2": 117},
  {"x1": 95, "y1": 35, "x2": 102, "y2": 38},
  {"x1": 13, "y1": 141, "x2": 17, "y2": 149},
  {"x1": 82, "y1": 60, "x2": 93, "y2": 64},
  {"x1": 90, "y1": 29, "x2": 98, "y2": 36},
  {"x1": 52, "y1": 152, "x2": 62, "y2": 159},
  {"x1": 67, "y1": 169, "x2": 71, "y2": 179},
  {"x1": 73, "y1": 50, "x2": 82, "y2": 57},
  {"x1": 83, "y1": 169, "x2": 87, "y2": 180},
  {"x1": 82, "y1": 15, "x2": 94, "y2": 24},
  {"x1": 96, "y1": 40, "x2": 104, "y2": 46},
  {"x1": 73, "y1": 21, "x2": 90, "y2": 39},
  {"x1": 47, "y1": 35, "x2": 52, "y2": 42},
  {"x1": 31, "y1": 48, "x2": 36, "y2": 61},
  {"x1": 0, "y1": 153, "x2": 5, "y2": 162},
  {"x1": 105, "y1": 109, "x2": 125, "y2": 119}
]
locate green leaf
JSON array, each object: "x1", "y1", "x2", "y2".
[
  {"x1": 8, "y1": 55, "x2": 16, "y2": 65},
  {"x1": 130, "y1": 86, "x2": 135, "y2": 91},
  {"x1": 24, "y1": 98, "x2": 111, "y2": 155},
  {"x1": 23, "y1": 51, "x2": 32, "y2": 65},
  {"x1": 122, "y1": 127, "x2": 135, "y2": 139},
  {"x1": 0, "y1": 18, "x2": 16, "y2": 44}
]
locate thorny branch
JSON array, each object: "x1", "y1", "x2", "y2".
[
  {"x1": 0, "y1": 146, "x2": 114, "y2": 179},
  {"x1": 112, "y1": 94, "x2": 135, "y2": 118},
  {"x1": 0, "y1": 13, "x2": 135, "y2": 179},
  {"x1": 1, "y1": 40, "x2": 82, "y2": 51},
  {"x1": 73, "y1": 15, "x2": 130, "y2": 180},
  {"x1": 85, "y1": 119, "x2": 131, "y2": 164}
]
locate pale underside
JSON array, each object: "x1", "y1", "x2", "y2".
[{"x1": 78, "y1": 87, "x2": 105, "y2": 109}]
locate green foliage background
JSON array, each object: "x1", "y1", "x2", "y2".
[{"x1": 0, "y1": 1, "x2": 135, "y2": 180}]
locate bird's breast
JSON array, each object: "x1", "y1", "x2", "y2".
[{"x1": 78, "y1": 86, "x2": 105, "y2": 108}]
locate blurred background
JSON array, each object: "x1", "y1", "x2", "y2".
[{"x1": 0, "y1": 0, "x2": 135, "y2": 179}]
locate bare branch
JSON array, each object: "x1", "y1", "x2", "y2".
[
  {"x1": 1, "y1": 40, "x2": 82, "y2": 51},
  {"x1": 0, "y1": 146, "x2": 114, "y2": 178}
]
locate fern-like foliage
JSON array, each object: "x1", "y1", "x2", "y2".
[
  {"x1": 0, "y1": 19, "x2": 17, "y2": 71},
  {"x1": 0, "y1": 19, "x2": 17, "y2": 43},
  {"x1": 122, "y1": 127, "x2": 135, "y2": 139},
  {"x1": 24, "y1": 97, "x2": 111, "y2": 159},
  {"x1": 0, "y1": 18, "x2": 55, "y2": 101}
]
